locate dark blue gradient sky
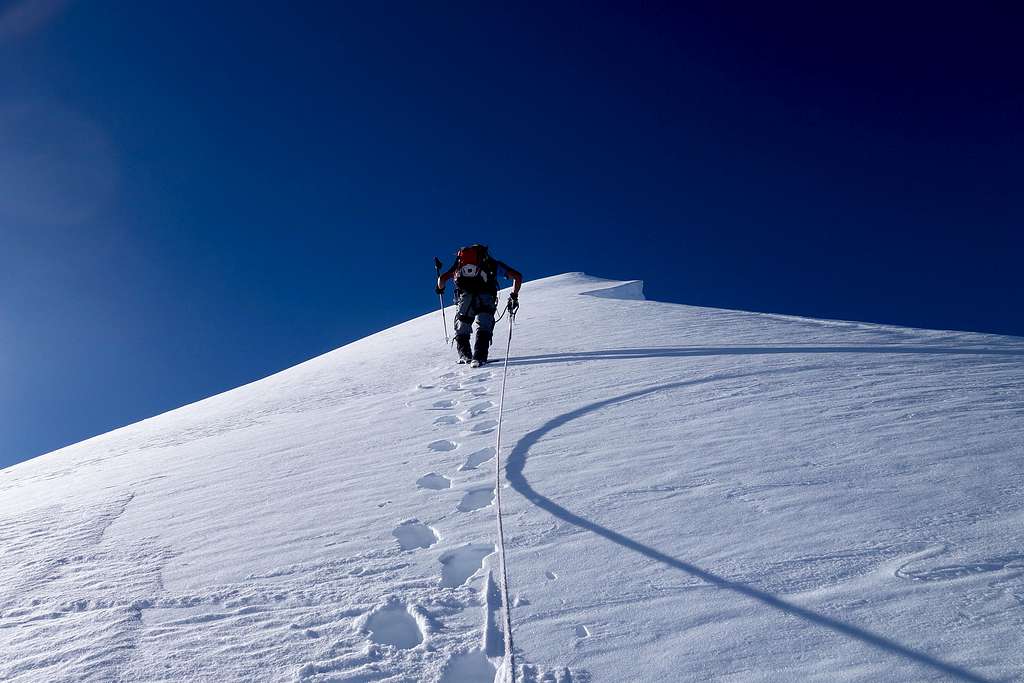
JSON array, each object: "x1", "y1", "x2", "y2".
[{"x1": 2, "y1": 2, "x2": 1021, "y2": 466}]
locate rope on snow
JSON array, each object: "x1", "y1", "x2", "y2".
[{"x1": 492, "y1": 300, "x2": 518, "y2": 682}]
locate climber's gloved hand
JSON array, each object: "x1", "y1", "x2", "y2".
[{"x1": 507, "y1": 293, "x2": 520, "y2": 315}]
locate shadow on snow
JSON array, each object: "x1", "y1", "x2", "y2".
[
  {"x1": 505, "y1": 369, "x2": 998, "y2": 683},
  {"x1": 504, "y1": 344, "x2": 1024, "y2": 368}
]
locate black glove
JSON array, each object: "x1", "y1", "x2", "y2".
[
  {"x1": 435, "y1": 285, "x2": 445, "y2": 295},
  {"x1": 507, "y1": 293, "x2": 519, "y2": 315}
]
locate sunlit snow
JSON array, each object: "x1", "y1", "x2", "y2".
[{"x1": 1, "y1": 273, "x2": 1022, "y2": 681}]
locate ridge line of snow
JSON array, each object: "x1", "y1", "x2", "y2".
[{"x1": 579, "y1": 279, "x2": 646, "y2": 301}]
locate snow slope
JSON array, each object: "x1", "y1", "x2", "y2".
[{"x1": 2, "y1": 273, "x2": 1024, "y2": 682}]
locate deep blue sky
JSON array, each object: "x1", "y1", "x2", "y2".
[{"x1": 2, "y1": 2, "x2": 1021, "y2": 467}]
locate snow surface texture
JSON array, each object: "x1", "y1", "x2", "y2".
[{"x1": 2, "y1": 273, "x2": 1024, "y2": 682}]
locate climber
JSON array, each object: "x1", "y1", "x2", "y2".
[{"x1": 436, "y1": 244, "x2": 522, "y2": 366}]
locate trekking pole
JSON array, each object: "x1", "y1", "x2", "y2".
[{"x1": 433, "y1": 257, "x2": 450, "y2": 344}]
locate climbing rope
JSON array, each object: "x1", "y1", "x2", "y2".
[{"x1": 493, "y1": 298, "x2": 518, "y2": 682}]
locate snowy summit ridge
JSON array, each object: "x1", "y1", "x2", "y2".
[{"x1": 2, "y1": 273, "x2": 1024, "y2": 682}]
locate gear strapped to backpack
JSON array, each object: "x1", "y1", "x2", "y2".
[{"x1": 454, "y1": 244, "x2": 498, "y2": 294}]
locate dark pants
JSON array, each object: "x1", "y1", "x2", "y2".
[
  {"x1": 454, "y1": 290, "x2": 497, "y2": 360},
  {"x1": 454, "y1": 291, "x2": 497, "y2": 337}
]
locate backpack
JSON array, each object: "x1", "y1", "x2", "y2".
[{"x1": 454, "y1": 244, "x2": 498, "y2": 293}]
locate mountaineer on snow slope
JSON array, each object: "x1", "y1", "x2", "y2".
[{"x1": 435, "y1": 244, "x2": 522, "y2": 366}]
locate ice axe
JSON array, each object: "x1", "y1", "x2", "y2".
[{"x1": 433, "y1": 257, "x2": 450, "y2": 344}]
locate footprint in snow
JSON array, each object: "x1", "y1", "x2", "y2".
[
  {"x1": 433, "y1": 415, "x2": 461, "y2": 426},
  {"x1": 432, "y1": 399, "x2": 458, "y2": 410},
  {"x1": 428, "y1": 439, "x2": 458, "y2": 452},
  {"x1": 392, "y1": 520, "x2": 439, "y2": 551},
  {"x1": 575, "y1": 625, "x2": 590, "y2": 638},
  {"x1": 416, "y1": 383, "x2": 435, "y2": 390},
  {"x1": 457, "y1": 487, "x2": 494, "y2": 512},
  {"x1": 458, "y1": 447, "x2": 496, "y2": 471},
  {"x1": 438, "y1": 650, "x2": 496, "y2": 682},
  {"x1": 468, "y1": 419, "x2": 498, "y2": 433},
  {"x1": 545, "y1": 571, "x2": 558, "y2": 580},
  {"x1": 443, "y1": 383, "x2": 464, "y2": 392},
  {"x1": 439, "y1": 372, "x2": 457, "y2": 379},
  {"x1": 521, "y1": 665, "x2": 585, "y2": 682},
  {"x1": 365, "y1": 604, "x2": 423, "y2": 649},
  {"x1": 438, "y1": 543, "x2": 495, "y2": 587},
  {"x1": 461, "y1": 400, "x2": 495, "y2": 419},
  {"x1": 416, "y1": 473, "x2": 451, "y2": 490}
]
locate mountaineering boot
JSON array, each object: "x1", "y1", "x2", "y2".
[
  {"x1": 473, "y1": 330, "x2": 492, "y2": 365},
  {"x1": 455, "y1": 335, "x2": 473, "y2": 364}
]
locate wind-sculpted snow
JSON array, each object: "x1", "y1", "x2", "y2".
[
  {"x1": 1, "y1": 273, "x2": 1023, "y2": 681},
  {"x1": 579, "y1": 278, "x2": 645, "y2": 300}
]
